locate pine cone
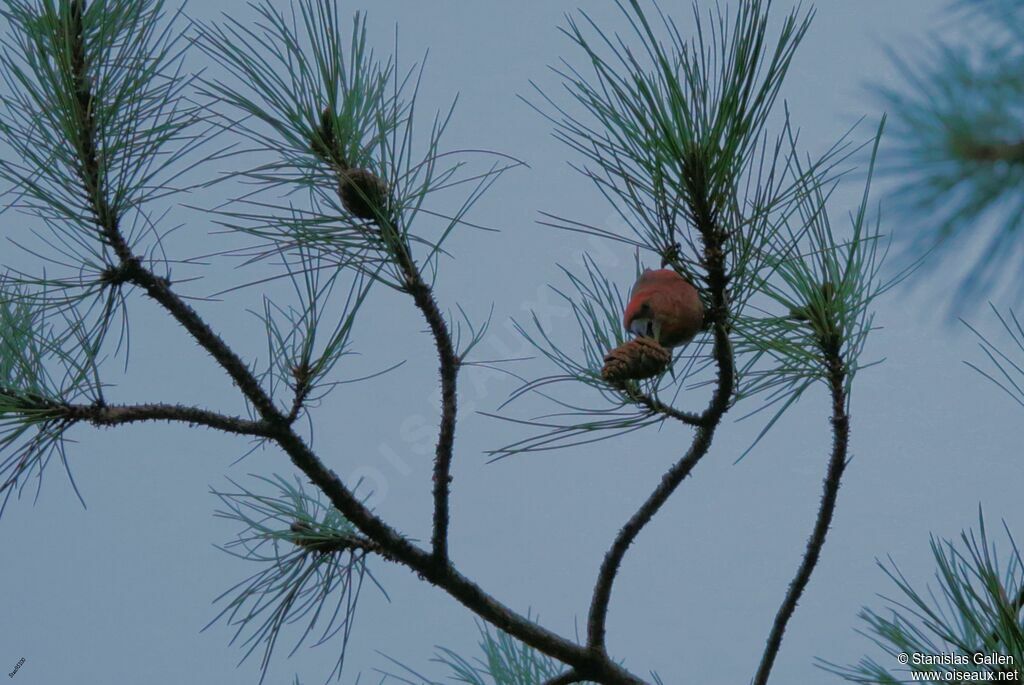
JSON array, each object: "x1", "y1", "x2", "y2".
[
  {"x1": 310, "y1": 106, "x2": 339, "y2": 161},
  {"x1": 789, "y1": 281, "x2": 836, "y2": 322},
  {"x1": 339, "y1": 167, "x2": 389, "y2": 220},
  {"x1": 601, "y1": 337, "x2": 671, "y2": 383}
]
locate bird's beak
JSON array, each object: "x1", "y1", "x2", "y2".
[{"x1": 629, "y1": 317, "x2": 654, "y2": 338}]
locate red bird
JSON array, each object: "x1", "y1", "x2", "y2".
[{"x1": 623, "y1": 269, "x2": 704, "y2": 348}]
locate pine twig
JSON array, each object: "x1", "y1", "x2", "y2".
[
  {"x1": 752, "y1": 342, "x2": 850, "y2": 685},
  {"x1": 64, "y1": 401, "x2": 272, "y2": 436},
  {"x1": 311, "y1": 119, "x2": 461, "y2": 562}
]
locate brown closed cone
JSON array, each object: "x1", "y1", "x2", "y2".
[
  {"x1": 340, "y1": 167, "x2": 389, "y2": 220},
  {"x1": 601, "y1": 337, "x2": 671, "y2": 383}
]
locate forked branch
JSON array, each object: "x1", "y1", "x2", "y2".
[
  {"x1": 9, "y1": 3, "x2": 869, "y2": 684},
  {"x1": 57, "y1": 7, "x2": 642, "y2": 681},
  {"x1": 316, "y1": 148, "x2": 462, "y2": 562},
  {"x1": 587, "y1": 194, "x2": 737, "y2": 651}
]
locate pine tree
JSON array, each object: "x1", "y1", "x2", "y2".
[{"x1": 0, "y1": 1, "x2": 908, "y2": 683}]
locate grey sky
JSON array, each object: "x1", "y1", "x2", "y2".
[{"x1": 2, "y1": 1, "x2": 1021, "y2": 684}]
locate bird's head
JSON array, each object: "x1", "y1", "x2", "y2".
[
  {"x1": 624, "y1": 300, "x2": 655, "y2": 338},
  {"x1": 622, "y1": 268, "x2": 703, "y2": 348}
]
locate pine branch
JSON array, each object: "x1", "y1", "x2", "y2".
[
  {"x1": 586, "y1": 183, "x2": 736, "y2": 652},
  {"x1": 402, "y1": 248, "x2": 460, "y2": 563},
  {"x1": 870, "y1": 0, "x2": 1024, "y2": 309},
  {"x1": 752, "y1": 341, "x2": 850, "y2": 685},
  {"x1": 53, "y1": 6, "x2": 646, "y2": 677},
  {"x1": 311, "y1": 140, "x2": 461, "y2": 561},
  {"x1": 825, "y1": 510, "x2": 1023, "y2": 683},
  {"x1": 111, "y1": 207, "x2": 646, "y2": 682},
  {"x1": 191, "y1": 5, "x2": 652, "y2": 680},
  {"x1": 62, "y1": 400, "x2": 272, "y2": 436},
  {"x1": 63, "y1": 1, "x2": 278, "y2": 421},
  {"x1": 299, "y1": 164, "x2": 646, "y2": 683},
  {"x1": 542, "y1": 670, "x2": 584, "y2": 685},
  {"x1": 956, "y1": 138, "x2": 1024, "y2": 163},
  {"x1": 0, "y1": 2, "x2": 893, "y2": 683},
  {"x1": 621, "y1": 386, "x2": 705, "y2": 427},
  {"x1": 587, "y1": 422, "x2": 720, "y2": 652}
]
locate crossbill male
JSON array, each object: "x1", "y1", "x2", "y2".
[{"x1": 622, "y1": 268, "x2": 704, "y2": 347}]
